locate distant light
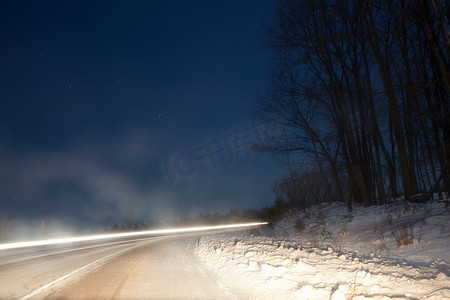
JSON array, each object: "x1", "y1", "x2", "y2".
[{"x1": 0, "y1": 222, "x2": 267, "y2": 251}]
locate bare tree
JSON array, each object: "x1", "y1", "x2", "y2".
[{"x1": 256, "y1": 0, "x2": 449, "y2": 209}]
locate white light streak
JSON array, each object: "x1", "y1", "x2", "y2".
[{"x1": 0, "y1": 222, "x2": 267, "y2": 251}]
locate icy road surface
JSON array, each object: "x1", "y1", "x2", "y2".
[{"x1": 0, "y1": 234, "x2": 241, "y2": 299}]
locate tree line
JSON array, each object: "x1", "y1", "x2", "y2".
[
  {"x1": 256, "y1": 0, "x2": 449, "y2": 210},
  {"x1": 110, "y1": 209, "x2": 261, "y2": 232}
]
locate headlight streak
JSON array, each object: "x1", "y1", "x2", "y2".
[{"x1": 0, "y1": 222, "x2": 267, "y2": 251}]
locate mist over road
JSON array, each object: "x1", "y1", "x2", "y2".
[{"x1": 0, "y1": 229, "x2": 249, "y2": 299}]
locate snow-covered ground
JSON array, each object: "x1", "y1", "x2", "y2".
[{"x1": 196, "y1": 200, "x2": 450, "y2": 299}]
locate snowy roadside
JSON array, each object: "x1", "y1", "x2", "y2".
[{"x1": 195, "y1": 201, "x2": 450, "y2": 299}]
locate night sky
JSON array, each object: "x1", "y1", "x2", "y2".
[{"x1": 0, "y1": 1, "x2": 282, "y2": 229}]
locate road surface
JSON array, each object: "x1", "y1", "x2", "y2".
[{"x1": 0, "y1": 232, "x2": 243, "y2": 299}]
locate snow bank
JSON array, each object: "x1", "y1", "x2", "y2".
[{"x1": 196, "y1": 201, "x2": 450, "y2": 299}]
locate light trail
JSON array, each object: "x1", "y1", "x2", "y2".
[{"x1": 0, "y1": 222, "x2": 267, "y2": 251}]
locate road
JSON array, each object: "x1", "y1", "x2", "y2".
[{"x1": 0, "y1": 232, "x2": 243, "y2": 299}]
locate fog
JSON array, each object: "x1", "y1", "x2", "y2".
[{"x1": 0, "y1": 129, "x2": 281, "y2": 242}]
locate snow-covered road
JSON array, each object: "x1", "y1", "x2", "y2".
[
  {"x1": 1, "y1": 202, "x2": 448, "y2": 300},
  {"x1": 0, "y1": 234, "x2": 243, "y2": 299},
  {"x1": 52, "y1": 236, "x2": 238, "y2": 299}
]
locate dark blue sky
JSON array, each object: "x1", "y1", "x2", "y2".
[{"x1": 0, "y1": 1, "x2": 282, "y2": 229}]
